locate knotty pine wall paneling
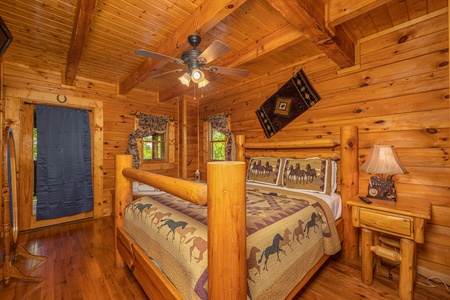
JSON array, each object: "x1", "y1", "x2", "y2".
[
  {"x1": 179, "y1": 95, "x2": 201, "y2": 180},
  {"x1": 2, "y1": 62, "x2": 179, "y2": 223},
  {"x1": 199, "y1": 9, "x2": 450, "y2": 282}
]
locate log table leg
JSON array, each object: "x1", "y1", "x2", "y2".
[
  {"x1": 361, "y1": 228, "x2": 374, "y2": 285},
  {"x1": 373, "y1": 231, "x2": 382, "y2": 275},
  {"x1": 399, "y1": 238, "x2": 415, "y2": 300}
]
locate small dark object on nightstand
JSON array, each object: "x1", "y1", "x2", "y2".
[{"x1": 359, "y1": 196, "x2": 372, "y2": 204}]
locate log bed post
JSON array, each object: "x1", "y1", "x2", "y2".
[
  {"x1": 207, "y1": 161, "x2": 247, "y2": 300},
  {"x1": 115, "y1": 155, "x2": 133, "y2": 268},
  {"x1": 340, "y1": 126, "x2": 359, "y2": 260}
]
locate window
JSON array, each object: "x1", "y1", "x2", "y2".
[
  {"x1": 142, "y1": 133, "x2": 166, "y2": 160},
  {"x1": 204, "y1": 114, "x2": 233, "y2": 162},
  {"x1": 130, "y1": 113, "x2": 173, "y2": 167},
  {"x1": 210, "y1": 126, "x2": 226, "y2": 161}
]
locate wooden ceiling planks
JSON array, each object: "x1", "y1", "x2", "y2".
[
  {"x1": 0, "y1": 0, "x2": 447, "y2": 98},
  {"x1": 328, "y1": 0, "x2": 393, "y2": 26}
]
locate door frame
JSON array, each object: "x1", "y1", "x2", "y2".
[{"x1": 5, "y1": 92, "x2": 103, "y2": 231}]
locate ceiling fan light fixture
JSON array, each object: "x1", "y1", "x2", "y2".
[
  {"x1": 198, "y1": 79, "x2": 209, "y2": 88},
  {"x1": 178, "y1": 72, "x2": 191, "y2": 87},
  {"x1": 191, "y1": 69, "x2": 205, "y2": 83}
]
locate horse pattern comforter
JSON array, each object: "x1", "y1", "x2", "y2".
[{"x1": 123, "y1": 187, "x2": 341, "y2": 300}]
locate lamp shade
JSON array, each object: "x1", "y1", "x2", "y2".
[
  {"x1": 361, "y1": 145, "x2": 408, "y2": 175},
  {"x1": 191, "y1": 68, "x2": 205, "y2": 83},
  {"x1": 178, "y1": 72, "x2": 191, "y2": 87},
  {"x1": 198, "y1": 78, "x2": 209, "y2": 88}
]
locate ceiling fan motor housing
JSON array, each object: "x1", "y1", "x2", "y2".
[
  {"x1": 187, "y1": 34, "x2": 201, "y2": 48},
  {"x1": 182, "y1": 34, "x2": 204, "y2": 72},
  {"x1": 181, "y1": 49, "x2": 202, "y2": 71}
]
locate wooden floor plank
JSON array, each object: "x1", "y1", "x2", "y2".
[{"x1": 1, "y1": 217, "x2": 448, "y2": 299}]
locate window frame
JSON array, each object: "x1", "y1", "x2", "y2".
[
  {"x1": 204, "y1": 115, "x2": 231, "y2": 162},
  {"x1": 209, "y1": 124, "x2": 227, "y2": 161},
  {"x1": 141, "y1": 132, "x2": 167, "y2": 161},
  {"x1": 134, "y1": 116, "x2": 175, "y2": 168}
]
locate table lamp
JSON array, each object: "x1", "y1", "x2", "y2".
[{"x1": 361, "y1": 145, "x2": 408, "y2": 201}]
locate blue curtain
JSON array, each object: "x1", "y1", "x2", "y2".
[{"x1": 35, "y1": 105, "x2": 93, "y2": 221}]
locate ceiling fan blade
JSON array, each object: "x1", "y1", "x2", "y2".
[
  {"x1": 206, "y1": 66, "x2": 250, "y2": 77},
  {"x1": 198, "y1": 40, "x2": 230, "y2": 64},
  {"x1": 147, "y1": 69, "x2": 185, "y2": 80},
  {"x1": 135, "y1": 49, "x2": 184, "y2": 65}
]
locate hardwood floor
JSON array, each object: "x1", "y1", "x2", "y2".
[
  {"x1": 1, "y1": 217, "x2": 448, "y2": 299},
  {"x1": 295, "y1": 256, "x2": 449, "y2": 300},
  {"x1": 1, "y1": 217, "x2": 147, "y2": 300}
]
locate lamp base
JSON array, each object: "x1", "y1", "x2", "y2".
[{"x1": 366, "y1": 175, "x2": 397, "y2": 202}]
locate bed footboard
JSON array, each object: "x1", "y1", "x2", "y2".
[{"x1": 115, "y1": 156, "x2": 247, "y2": 299}]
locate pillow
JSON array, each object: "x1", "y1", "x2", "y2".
[
  {"x1": 247, "y1": 157, "x2": 283, "y2": 186},
  {"x1": 137, "y1": 183, "x2": 159, "y2": 192},
  {"x1": 281, "y1": 157, "x2": 333, "y2": 195},
  {"x1": 331, "y1": 160, "x2": 337, "y2": 193}
]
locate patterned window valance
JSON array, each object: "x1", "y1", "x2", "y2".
[
  {"x1": 207, "y1": 114, "x2": 236, "y2": 161},
  {"x1": 127, "y1": 113, "x2": 170, "y2": 169}
]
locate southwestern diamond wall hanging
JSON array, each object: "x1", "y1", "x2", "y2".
[{"x1": 256, "y1": 69, "x2": 321, "y2": 138}]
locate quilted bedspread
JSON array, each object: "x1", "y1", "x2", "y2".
[{"x1": 123, "y1": 187, "x2": 341, "y2": 300}]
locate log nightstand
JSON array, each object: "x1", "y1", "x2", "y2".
[{"x1": 347, "y1": 197, "x2": 431, "y2": 300}]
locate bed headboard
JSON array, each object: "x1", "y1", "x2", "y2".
[{"x1": 235, "y1": 126, "x2": 359, "y2": 260}]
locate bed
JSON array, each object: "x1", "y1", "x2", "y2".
[{"x1": 114, "y1": 126, "x2": 359, "y2": 299}]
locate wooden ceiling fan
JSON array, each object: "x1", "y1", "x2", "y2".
[{"x1": 135, "y1": 34, "x2": 249, "y2": 86}]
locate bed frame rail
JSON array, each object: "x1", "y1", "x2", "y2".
[{"x1": 121, "y1": 167, "x2": 208, "y2": 205}]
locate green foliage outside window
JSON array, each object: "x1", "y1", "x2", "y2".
[
  {"x1": 143, "y1": 134, "x2": 165, "y2": 160},
  {"x1": 33, "y1": 128, "x2": 37, "y2": 161},
  {"x1": 211, "y1": 129, "x2": 226, "y2": 160}
]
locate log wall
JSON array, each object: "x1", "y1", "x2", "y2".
[{"x1": 199, "y1": 9, "x2": 450, "y2": 281}]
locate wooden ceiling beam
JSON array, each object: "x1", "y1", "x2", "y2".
[
  {"x1": 221, "y1": 24, "x2": 305, "y2": 68},
  {"x1": 118, "y1": 0, "x2": 248, "y2": 95},
  {"x1": 64, "y1": 0, "x2": 98, "y2": 86},
  {"x1": 266, "y1": 0, "x2": 355, "y2": 68},
  {"x1": 158, "y1": 24, "x2": 305, "y2": 102},
  {"x1": 328, "y1": 0, "x2": 392, "y2": 26}
]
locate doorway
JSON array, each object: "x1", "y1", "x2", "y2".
[{"x1": 19, "y1": 103, "x2": 94, "y2": 230}]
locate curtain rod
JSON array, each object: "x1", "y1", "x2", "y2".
[
  {"x1": 24, "y1": 101, "x2": 92, "y2": 112},
  {"x1": 133, "y1": 112, "x2": 174, "y2": 121},
  {"x1": 203, "y1": 112, "x2": 231, "y2": 121}
]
